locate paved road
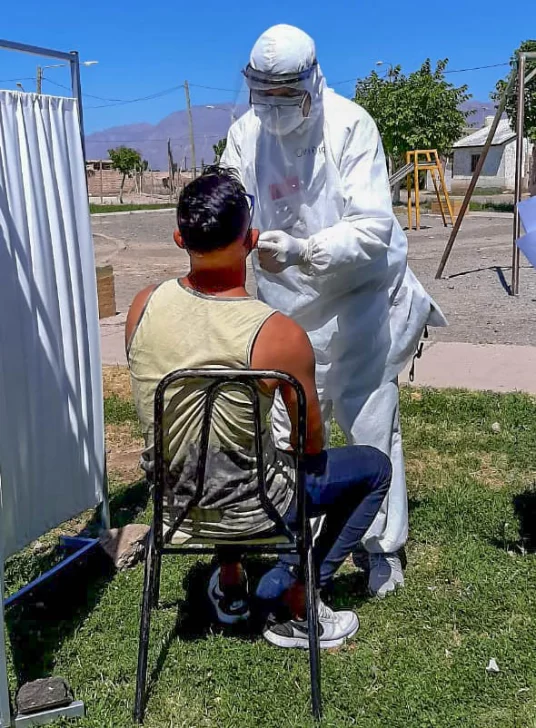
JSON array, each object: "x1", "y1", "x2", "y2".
[
  {"x1": 94, "y1": 210, "x2": 536, "y2": 392},
  {"x1": 93, "y1": 210, "x2": 536, "y2": 347}
]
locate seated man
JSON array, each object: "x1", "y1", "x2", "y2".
[{"x1": 126, "y1": 167, "x2": 391, "y2": 650}]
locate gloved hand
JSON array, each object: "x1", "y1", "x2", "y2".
[{"x1": 257, "y1": 230, "x2": 310, "y2": 274}]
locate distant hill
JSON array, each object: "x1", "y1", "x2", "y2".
[
  {"x1": 460, "y1": 100, "x2": 505, "y2": 129},
  {"x1": 86, "y1": 104, "x2": 248, "y2": 171},
  {"x1": 86, "y1": 100, "x2": 501, "y2": 171}
]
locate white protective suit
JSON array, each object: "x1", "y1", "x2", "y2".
[{"x1": 221, "y1": 25, "x2": 446, "y2": 557}]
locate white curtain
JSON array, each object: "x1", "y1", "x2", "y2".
[{"x1": 0, "y1": 91, "x2": 105, "y2": 559}]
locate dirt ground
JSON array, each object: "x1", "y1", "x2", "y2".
[{"x1": 92, "y1": 210, "x2": 536, "y2": 347}]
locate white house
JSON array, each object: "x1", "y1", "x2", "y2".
[{"x1": 451, "y1": 117, "x2": 532, "y2": 193}]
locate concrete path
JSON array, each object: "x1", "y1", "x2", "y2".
[
  {"x1": 399, "y1": 341, "x2": 536, "y2": 394},
  {"x1": 101, "y1": 313, "x2": 128, "y2": 366},
  {"x1": 101, "y1": 316, "x2": 536, "y2": 395}
]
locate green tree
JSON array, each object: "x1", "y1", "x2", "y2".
[
  {"x1": 213, "y1": 138, "x2": 227, "y2": 163},
  {"x1": 495, "y1": 41, "x2": 536, "y2": 141},
  {"x1": 108, "y1": 146, "x2": 143, "y2": 203},
  {"x1": 354, "y1": 60, "x2": 471, "y2": 200},
  {"x1": 494, "y1": 41, "x2": 536, "y2": 193}
]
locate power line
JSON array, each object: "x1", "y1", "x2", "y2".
[
  {"x1": 444, "y1": 62, "x2": 510, "y2": 74},
  {"x1": 331, "y1": 78, "x2": 357, "y2": 86},
  {"x1": 43, "y1": 76, "x2": 184, "y2": 108},
  {"x1": 43, "y1": 77, "x2": 126, "y2": 102},
  {"x1": 189, "y1": 82, "x2": 247, "y2": 94},
  {"x1": 86, "y1": 133, "x2": 223, "y2": 143},
  {"x1": 0, "y1": 77, "x2": 36, "y2": 84}
]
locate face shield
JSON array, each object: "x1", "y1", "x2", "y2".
[{"x1": 243, "y1": 62, "x2": 318, "y2": 136}]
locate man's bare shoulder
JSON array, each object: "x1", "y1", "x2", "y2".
[
  {"x1": 125, "y1": 284, "x2": 158, "y2": 349},
  {"x1": 252, "y1": 311, "x2": 312, "y2": 369}
]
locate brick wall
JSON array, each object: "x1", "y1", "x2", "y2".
[{"x1": 86, "y1": 169, "x2": 193, "y2": 198}]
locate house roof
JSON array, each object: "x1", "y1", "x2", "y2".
[{"x1": 454, "y1": 119, "x2": 515, "y2": 149}]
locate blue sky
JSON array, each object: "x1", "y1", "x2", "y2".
[{"x1": 0, "y1": 0, "x2": 529, "y2": 134}]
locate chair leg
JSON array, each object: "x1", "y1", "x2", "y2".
[
  {"x1": 134, "y1": 528, "x2": 158, "y2": 723},
  {"x1": 151, "y1": 548, "x2": 162, "y2": 608},
  {"x1": 304, "y1": 544, "x2": 322, "y2": 720}
]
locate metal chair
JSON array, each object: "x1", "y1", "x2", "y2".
[{"x1": 134, "y1": 369, "x2": 322, "y2": 723}]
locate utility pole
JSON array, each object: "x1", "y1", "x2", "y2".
[
  {"x1": 36, "y1": 66, "x2": 43, "y2": 94},
  {"x1": 167, "y1": 138, "x2": 175, "y2": 202},
  {"x1": 184, "y1": 80, "x2": 197, "y2": 178}
]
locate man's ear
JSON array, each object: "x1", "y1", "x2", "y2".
[
  {"x1": 173, "y1": 229, "x2": 185, "y2": 249},
  {"x1": 248, "y1": 228, "x2": 260, "y2": 250}
]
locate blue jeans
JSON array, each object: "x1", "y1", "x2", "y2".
[{"x1": 255, "y1": 445, "x2": 391, "y2": 601}]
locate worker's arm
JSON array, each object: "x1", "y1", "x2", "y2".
[
  {"x1": 259, "y1": 108, "x2": 396, "y2": 282},
  {"x1": 251, "y1": 312, "x2": 324, "y2": 455},
  {"x1": 125, "y1": 284, "x2": 157, "y2": 353},
  {"x1": 220, "y1": 120, "x2": 244, "y2": 181}
]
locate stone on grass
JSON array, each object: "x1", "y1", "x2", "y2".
[
  {"x1": 16, "y1": 677, "x2": 73, "y2": 715},
  {"x1": 486, "y1": 658, "x2": 500, "y2": 674},
  {"x1": 99, "y1": 524, "x2": 150, "y2": 570},
  {"x1": 491, "y1": 422, "x2": 501, "y2": 434}
]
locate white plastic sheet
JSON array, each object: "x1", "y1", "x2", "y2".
[
  {"x1": 517, "y1": 197, "x2": 536, "y2": 269},
  {"x1": 0, "y1": 91, "x2": 104, "y2": 726}
]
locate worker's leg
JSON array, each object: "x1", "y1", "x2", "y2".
[
  {"x1": 334, "y1": 379, "x2": 407, "y2": 553},
  {"x1": 334, "y1": 379, "x2": 407, "y2": 596}
]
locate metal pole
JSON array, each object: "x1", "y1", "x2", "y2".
[
  {"x1": 512, "y1": 53, "x2": 526, "y2": 296},
  {"x1": 0, "y1": 560, "x2": 10, "y2": 728},
  {"x1": 70, "y1": 50, "x2": 86, "y2": 162},
  {"x1": 435, "y1": 72, "x2": 515, "y2": 279},
  {"x1": 100, "y1": 159, "x2": 104, "y2": 204},
  {"x1": 0, "y1": 38, "x2": 72, "y2": 61},
  {"x1": 36, "y1": 65, "x2": 43, "y2": 94},
  {"x1": 414, "y1": 152, "x2": 421, "y2": 230},
  {"x1": 184, "y1": 81, "x2": 197, "y2": 178}
]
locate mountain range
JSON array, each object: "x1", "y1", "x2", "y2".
[{"x1": 86, "y1": 100, "x2": 500, "y2": 171}]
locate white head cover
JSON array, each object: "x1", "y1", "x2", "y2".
[
  {"x1": 243, "y1": 25, "x2": 325, "y2": 134},
  {"x1": 250, "y1": 24, "x2": 316, "y2": 77}
]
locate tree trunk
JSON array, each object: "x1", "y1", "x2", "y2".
[
  {"x1": 392, "y1": 180, "x2": 402, "y2": 205},
  {"x1": 119, "y1": 173, "x2": 126, "y2": 204},
  {"x1": 389, "y1": 155, "x2": 403, "y2": 205}
]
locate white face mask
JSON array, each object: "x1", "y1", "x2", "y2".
[{"x1": 255, "y1": 104, "x2": 305, "y2": 136}]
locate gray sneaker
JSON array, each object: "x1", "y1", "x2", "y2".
[
  {"x1": 368, "y1": 553, "x2": 404, "y2": 598},
  {"x1": 263, "y1": 600, "x2": 359, "y2": 649}
]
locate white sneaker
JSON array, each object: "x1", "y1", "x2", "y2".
[
  {"x1": 263, "y1": 599, "x2": 359, "y2": 650},
  {"x1": 368, "y1": 553, "x2": 405, "y2": 598}
]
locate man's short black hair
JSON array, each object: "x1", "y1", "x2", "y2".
[{"x1": 177, "y1": 166, "x2": 250, "y2": 252}]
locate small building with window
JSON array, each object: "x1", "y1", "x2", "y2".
[{"x1": 451, "y1": 117, "x2": 532, "y2": 193}]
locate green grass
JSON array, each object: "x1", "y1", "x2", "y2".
[
  {"x1": 90, "y1": 203, "x2": 175, "y2": 214},
  {"x1": 3, "y1": 388, "x2": 536, "y2": 727},
  {"x1": 103, "y1": 393, "x2": 139, "y2": 425},
  {"x1": 469, "y1": 201, "x2": 514, "y2": 214}
]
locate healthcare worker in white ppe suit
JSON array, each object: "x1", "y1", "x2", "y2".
[{"x1": 222, "y1": 24, "x2": 446, "y2": 597}]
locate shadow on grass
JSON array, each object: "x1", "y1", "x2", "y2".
[
  {"x1": 6, "y1": 550, "x2": 115, "y2": 686},
  {"x1": 144, "y1": 553, "x2": 374, "y2": 706},
  {"x1": 5, "y1": 476, "x2": 149, "y2": 688},
  {"x1": 482, "y1": 486, "x2": 536, "y2": 554},
  {"x1": 513, "y1": 486, "x2": 536, "y2": 552}
]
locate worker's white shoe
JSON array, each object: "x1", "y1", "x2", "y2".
[{"x1": 368, "y1": 553, "x2": 405, "y2": 598}]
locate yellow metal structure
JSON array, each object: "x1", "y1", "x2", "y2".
[{"x1": 406, "y1": 150, "x2": 454, "y2": 231}]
